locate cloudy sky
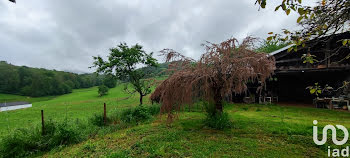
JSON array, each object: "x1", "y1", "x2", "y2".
[{"x1": 0, "y1": 0, "x2": 303, "y2": 73}]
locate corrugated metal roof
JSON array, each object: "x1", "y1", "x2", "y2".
[
  {"x1": 268, "y1": 44, "x2": 295, "y2": 57},
  {"x1": 0, "y1": 102, "x2": 31, "y2": 107}
]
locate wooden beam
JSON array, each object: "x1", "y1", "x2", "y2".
[
  {"x1": 276, "y1": 58, "x2": 301, "y2": 64},
  {"x1": 276, "y1": 66, "x2": 350, "y2": 74}
]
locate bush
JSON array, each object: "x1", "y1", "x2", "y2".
[
  {"x1": 148, "y1": 104, "x2": 161, "y2": 115},
  {"x1": 98, "y1": 85, "x2": 109, "y2": 96},
  {"x1": 120, "y1": 106, "x2": 151, "y2": 123},
  {"x1": 0, "y1": 129, "x2": 37, "y2": 158},
  {"x1": 204, "y1": 112, "x2": 232, "y2": 130},
  {"x1": 203, "y1": 102, "x2": 232, "y2": 130},
  {"x1": 89, "y1": 113, "x2": 108, "y2": 127},
  {"x1": 0, "y1": 119, "x2": 89, "y2": 158},
  {"x1": 44, "y1": 120, "x2": 84, "y2": 147},
  {"x1": 0, "y1": 105, "x2": 160, "y2": 158},
  {"x1": 108, "y1": 104, "x2": 160, "y2": 125}
]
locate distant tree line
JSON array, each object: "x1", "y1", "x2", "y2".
[
  {"x1": 139, "y1": 63, "x2": 169, "y2": 78},
  {"x1": 0, "y1": 61, "x2": 116, "y2": 97}
]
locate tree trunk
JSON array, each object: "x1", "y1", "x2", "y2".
[
  {"x1": 214, "y1": 89, "x2": 223, "y2": 114},
  {"x1": 139, "y1": 94, "x2": 143, "y2": 105},
  {"x1": 215, "y1": 99, "x2": 223, "y2": 114}
]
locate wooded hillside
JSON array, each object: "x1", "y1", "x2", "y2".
[
  {"x1": 0, "y1": 61, "x2": 103, "y2": 97},
  {"x1": 0, "y1": 61, "x2": 168, "y2": 97}
]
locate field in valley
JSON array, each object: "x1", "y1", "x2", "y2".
[
  {"x1": 1, "y1": 84, "x2": 350, "y2": 157},
  {"x1": 0, "y1": 85, "x2": 141, "y2": 137}
]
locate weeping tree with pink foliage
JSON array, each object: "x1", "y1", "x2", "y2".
[{"x1": 151, "y1": 37, "x2": 276, "y2": 121}]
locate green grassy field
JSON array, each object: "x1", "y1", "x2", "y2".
[
  {"x1": 0, "y1": 85, "x2": 144, "y2": 137},
  {"x1": 1, "y1": 82, "x2": 350, "y2": 157},
  {"x1": 41, "y1": 103, "x2": 350, "y2": 158}
]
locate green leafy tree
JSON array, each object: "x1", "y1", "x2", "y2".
[
  {"x1": 0, "y1": 61, "x2": 20, "y2": 93},
  {"x1": 0, "y1": 69, "x2": 20, "y2": 94},
  {"x1": 256, "y1": 40, "x2": 288, "y2": 53},
  {"x1": 30, "y1": 74, "x2": 47, "y2": 97},
  {"x1": 92, "y1": 43, "x2": 158, "y2": 105},
  {"x1": 103, "y1": 74, "x2": 117, "y2": 88},
  {"x1": 18, "y1": 66, "x2": 32, "y2": 87},
  {"x1": 256, "y1": 0, "x2": 350, "y2": 60},
  {"x1": 98, "y1": 85, "x2": 109, "y2": 96}
]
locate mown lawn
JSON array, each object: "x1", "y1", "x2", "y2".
[{"x1": 43, "y1": 104, "x2": 350, "y2": 158}]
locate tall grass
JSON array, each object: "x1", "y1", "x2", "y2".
[
  {"x1": 0, "y1": 104, "x2": 161, "y2": 158},
  {"x1": 203, "y1": 101, "x2": 232, "y2": 130},
  {"x1": 204, "y1": 112, "x2": 232, "y2": 130},
  {"x1": 0, "y1": 119, "x2": 94, "y2": 158}
]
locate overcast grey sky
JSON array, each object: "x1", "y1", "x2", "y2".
[{"x1": 0, "y1": 0, "x2": 303, "y2": 73}]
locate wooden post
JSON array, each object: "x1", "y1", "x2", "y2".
[
  {"x1": 41, "y1": 110, "x2": 45, "y2": 135},
  {"x1": 103, "y1": 103, "x2": 107, "y2": 125}
]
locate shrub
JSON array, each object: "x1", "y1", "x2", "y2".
[
  {"x1": 0, "y1": 105, "x2": 159, "y2": 158},
  {"x1": 0, "y1": 119, "x2": 88, "y2": 158},
  {"x1": 120, "y1": 106, "x2": 151, "y2": 123},
  {"x1": 148, "y1": 104, "x2": 161, "y2": 115},
  {"x1": 202, "y1": 101, "x2": 232, "y2": 130},
  {"x1": 109, "y1": 104, "x2": 160, "y2": 125},
  {"x1": 0, "y1": 129, "x2": 38, "y2": 158},
  {"x1": 44, "y1": 120, "x2": 83, "y2": 147},
  {"x1": 204, "y1": 112, "x2": 232, "y2": 130},
  {"x1": 98, "y1": 85, "x2": 109, "y2": 96},
  {"x1": 89, "y1": 113, "x2": 108, "y2": 127}
]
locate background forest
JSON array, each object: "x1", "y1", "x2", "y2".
[
  {"x1": 0, "y1": 61, "x2": 169, "y2": 97},
  {"x1": 0, "y1": 61, "x2": 103, "y2": 97}
]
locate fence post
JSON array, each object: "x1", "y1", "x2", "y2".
[
  {"x1": 104, "y1": 103, "x2": 107, "y2": 125},
  {"x1": 41, "y1": 110, "x2": 45, "y2": 135}
]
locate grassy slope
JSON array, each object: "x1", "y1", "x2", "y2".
[
  {"x1": 1, "y1": 78, "x2": 350, "y2": 157},
  {"x1": 0, "y1": 85, "x2": 144, "y2": 137},
  {"x1": 0, "y1": 77, "x2": 167, "y2": 136},
  {"x1": 43, "y1": 104, "x2": 350, "y2": 158}
]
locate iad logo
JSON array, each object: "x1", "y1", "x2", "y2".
[
  {"x1": 313, "y1": 120, "x2": 350, "y2": 157},
  {"x1": 313, "y1": 120, "x2": 349, "y2": 145}
]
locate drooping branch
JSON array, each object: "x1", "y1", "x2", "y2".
[{"x1": 151, "y1": 37, "x2": 276, "y2": 121}]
